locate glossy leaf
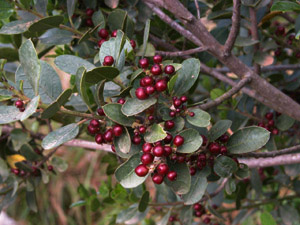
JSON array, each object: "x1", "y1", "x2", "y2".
[
  {"x1": 122, "y1": 97, "x2": 157, "y2": 116},
  {"x1": 227, "y1": 126, "x2": 270, "y2": 154},
  {"x1": 144, "y1": 123, "x2": 167, "y2": 143},
  {"x1": 103, "y1": 103, "x2": 135, "y2": 126},
  {"x1": 176, "y1": 129, "x2": 202, "y2": 153},
  {"x1": 51, "y1": 156, "x2": 68, "y2": 172},
  {"x1": 186, "y1": 108, "x2": 211, "y2": 127},
  {"x1": 214, "y1": 156, "x2": 238, "y2": 177},
  {"x1": 42, "y1": 123, "x2": 79, "y2": 149},
  {"x1": 208, "y1": 120, "x2": 232, "y2": 141}
]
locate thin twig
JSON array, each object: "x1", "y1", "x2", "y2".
[
  {"x1": 36, "y1": 147, "x2": 60, "y2": 168},
  {"x1": 216, "y1": 64, "x2": 300, "y2": 73},
  {"x1": 156, "y1": 47, "x2": 207, "y2": 57},
  {"x1": 224, "y1": 0, "x2": 241, "y2": 56},
  {"x1": 194, "y1": 0, "x2": 201, "y2": 19},
  {"x1": 249, "y1": 7, "x2": 260, "y2": 74},
  {"x1": 199, "y1": 76, "x2": 252, "y2": 110}
]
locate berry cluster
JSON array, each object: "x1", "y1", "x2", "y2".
[
  {"x1": 258, "y1": 112, "x2": 279, "y2": 135},
  {"x1": 15, "y1": 99, "x2": 25, "y2": 112},
  {"x1": 85, "y1": 8, "x2": 95, "y2": 27}
]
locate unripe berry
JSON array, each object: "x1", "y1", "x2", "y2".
[
  {"x1": 104, "y1": 129, "x2": 114, "y2": 142},
  {"x1": 95, "y1": 133, "x2": 104, "y2": 144},
  {"x1": 209, "y1": 142, "x2": 221, "y2": 155},
  {"x1": 98, "y1": 29, "x2": 109, "y2": 39},
  {"x1": 164, "y1": 146, "x2": 172, "y2": 156},
  {"x1": 152, "y1": 173, "x2": 164, "y2": 184},
  {"x1": 111, "y1": 30, "x2": 117, "y2": 37},
  {"x1": 90, "y1": 119, "x2": 100, "y2": 128},
  {"x1": 86, "y1": 8, "x2": 94, "y2": 17},
  {"x1": 142, "y1": 143, "x2": 153, "y2": 153},
  {"x1": 132, "y1": 135, "x2": 142, "y2": 145},
  {"x1": 150, "y1": 64, "x2": 162, "y2": 75},
  {"x1": 135, "y1": 87, "x2": 148, "y2": 100},
  {"x1": 155, "y1": 79, "x2": 167, "y2": 92},
  {"x1": 173, "y1": 135, "x2": 184, "y2": 147},
  {"x1": 153, "y1": 145, "x2": 165, "y2": 157},
  {"x1": 97, "y1": 39, "x2": 106, "y2": 48},
  {"x1": 164, "y1": 120, "x2": 175, "y2": 130},
  {"x1": 113, "y1": 125, "x2": 123, "y2": 137},
  {"x1": 164, "y1": 133, "x2": 173, "y2": 144},
  {"x1": 157, "y1": 163, "x2": 169, "y2": 175},
  {"x1": 135, "y1": 164, "x2": 149, "y2": 177},
  {"x1": 141, "y1": 153, "x2": 154, "y2": 165},
  {"x1": 139, "y1": 58, "x2": 149, "y2": 69},
  {"x1": 164, "y1": 65, "x2": 175, "y2": 75},
  {"x1": 153, "y1": 54, "x2": 163, "y2": 64},
  {"x1": 167, "y1": 171, "x2": 177, "y2": 181},
  {"x1": 15, "y1": 100, "x2": 24, "y2": 108}
]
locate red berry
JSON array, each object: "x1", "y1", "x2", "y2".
[
  {"x1": 152, "y1": 173, "x2": 164, "y2": 184},
  {"x1": 173, "y1": 135, "x2": 184, "y2": 147},
  {"x1": 19, "y1": 170, "x2": 26, "y2": 176},
  {"x1": 117, "y1": 98, "x2": 125, "y2": 104},
  {"x1": 220, "y1": 146, "x2": 227, "y2": 155},
  {"x1": 180, "y1": 96, "x2": 187, "y2": 102},
  {"x1": 155, "y1": 79, "x2": 167, "y2": 92},
  {"x1": 111, "y1": 30, "x2": 117, "y2": 37},
  {"x1": 167, "y1": 171, "x2": 177, "y2": 181},
  {"x1": 132, "y1": 135, "x2": 142, "y2": 145},
  {"x1": 103, "y1": 56, "x2": 114, "y2": 66},
  {"x1": 177, "y1": 155, "x2": 186, "y2": 163},
  {"x1": 274, "y1": 48, "x2": 281, "y2": 57},
  {"x1": 164, "y1": 65, "x2": 175, "y2": 75},
  {"x1": 113, "y1": 125, "x2": 123, "y2": 137},
  {"x1": 110, "y1": 145, "x2": 115, "y2": 152},
  {"x1": 86, "y1": 18, "x2": 93, "y2": 27},
  {"x1": 153, "y1": 145, "x2": 165, "y2": 157},
  {"x1": 97, "y1": 108, "x2": 105, "y2": 116},
  {"x1": 195, "y1": 211, "x2": 203, "y2": 217},
  {"x1": 130, "y1": 40, "x2": 136, "y2": 49},
  {"x1": 164, "y1": 146, "x2": 173, "y2": 156},
  {"x1": 198, "y1": 153, "x2": 206, "y2": 161},
  {"x1": 97, "y1": 39, "x2": 106, "y2": 48},
  {"x1": 190, "y1": 166, "x2": 196, "y2": 175},
  {"x1": 19, "y1": 107, "x2": 25, "y2": 112},
  {"x1": 148, "y1": 115, "x2": 154, "y2": 121},
  {"x1": 141, "y1": 153, "x2": 154, "y2": 165},
  {"x1": 139, "y1": 126, "x2": 146, "y2": 134},
  {"x1": 11, "y1": 168, "x2": 20, "y2": 175},
  {"x1": 146, "y1": 86, "x2": 155, "y2": 95},
  {"x1": 296, "y1": 52, "x2": 300, "y2": 58},
  {"x1": 189, "y1": 112, "x2": 195, "y2": 117},
  {"x1": 86, "y1": 8, "x2": 94, "y2": 17},
  {"x1": 203, "y1": 217, "x2": 211, "y2": 224},
  {"x1": 219, "y1": 134, "x2": 229, "y2": 143},
  {"x1": 258, "y1": 122, "x2": 265, "y2": 128},
  {"x1": 140, "y1": 76, "x2": 153, "y2": 87},
  {"x1": 150, "y1": 64, "x2": 162, "y2": 75},
  {"x1": 104, "y1": 129, "x2": 114, "y2": 142},
  {"x1": 48, "y1": 165, "x2": 54, "y2": 171},
  {"x1": 268, "y1": 120, "x2": 275, "y2": 127},
  {"x1": 173, "y1": 99, "x2": 182, "y2": 108},
  {"x1": 275, "y1": 26, "x2": 285, "y2": 36},
  {"x1": 15, "y1": 100, "x2": 24, "y2": 108},
  {"x1": 209, "y1": 142, "x2": 221, "y2": 155},
  {"x1": 135, "y1": 87, "x2": 148, "y2": 100},
  {"x1": 193, "y1": 203, "x2": 202, "y2": 211},
  {"x1": 289, "y1": 34, "x2": 295, "y2": 40},
  {"x1": 164, "y1": 120, "x2": 175, "y2": 130},
  {"x1": 90, "y1": 119, "x2": 100, "y2": 128},
  {"x1": 95, "y1": 133, "x2": 104, "y2": 144},
  {"x1": 153, "y1": 54, "x2": 163, "y2": 64},
  {"x1": 142, "y1": 143, "x2": 153, "y2": 153},
  {"x1": 135, "y1": 164, "x2": 149, "y2": 177},
  {"x1": 175, "y1": 108, "x2": 181, "y2": 113},
  {"x1": 169, "y1": 216, "x2": 176, "y2": 222},
  {"x1": 272, "y1": 128, "x2": 279, "y2": 135},
  {"x1": 157, "y1": 163, "x2": 169, "y2": 175},
  {"x1": 98, "y1": 29, "x2": 109, "y2": 39},
  {"x1": 265, "y1": 112, "x2": 273, "y2": 120},
  {"x1": 169, "y1": 111, "x2": 176, "y2": 117},
  {"x1": 164, "y1": 133, "x2": 173, "y2": 144},
  {"x1": 139, "y1": 58, "x2": 149, "y2": 69},
  {"x1": 88, "y1": 125, "x2": 99, "y2": 135}
]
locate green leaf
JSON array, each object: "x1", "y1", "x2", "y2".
[
  {"x1": 19, "y1": 39, "x2": 41, "y2": 96},
  {"x1": 20, "y1": 144, "x2": 41, "y2": 161},
  {"x1": 107, "y1": 9, "x2": 127, "y2": 31},
  {"x1": 0, "y1": 20, "x2": 34, "y2": 35},
  {"x1": 168, "y1": 116, "x2": 185, "y2": 134},
  {"x1": 144, "y1": 123, "x2": 167, "y2": 143},
  {"x1": 85, "y1": 67, "x2": 120, "y2": 84},
  {"x1": 122, "y1": 97, "x2": 157, "y2": 116},
  {"x1": 76, "y1": 67, "x2": 93, "y2": 111},
  {"x1": 179, "y1": 206, "x2": 193, "y2": 225},
  {"x1": 157, "y1": 209, "x2": 171, "y2": 225},
  {"x1": 10, "y1": 129, "x2": 30, "y2": 150},
  {"x1": 142, "y1": 19, "x2": 150, "y2": 57},
  {"x1": 42, "y1": 123, "x2": 79, "y2": 149},
  {"x1": 103, "y1": 103, "x2": 135, "y2": 126},
  {"x1": 208, "y1": 120, "x2": 232, "y2": 141},
  {"x1": 208, "y1": 10, "x2": 232, "y2": 20},
  {"x1": 20, "y1": 95, "x2": 40, "y2": 121},
  {"x1": 70, "y1": 200, "x2": 86, "y2": 208},
  {"x1": 279, "y1": 205, "x2": 300, "y2": 225},
  {"x1": 51, "y1": 156, "x2": 68, "y2": 172},
  {"x1": 0, "y1": 48, "x2": 19, "y2": 62},
  {"x1": 0, "y1": 95, "x2": 12, "y2": 101},
  {"x1": 0, "y1": 158, "x2": 9, "y2": 181},
  {"x1": 168, "y1": 73, "x2": 178, "y2": 94},
  {"x1": 113, "y1": 127, "x2": 131, "y2": 156},
  {"x1": 276, "y1": 114, "x2": 295, "y2": 131},
  {"x1": 235, "y1": 36, "x2": 260, "y2": 47},
  {"x1": 26, "y1": 191, "x2": 37, "y2": 212},
  {"x1": 235, "y1": 163, "x2": 250, "y2": 179},
  {"x1": 115, "y1": 154, "x2": 148, "y2": 188},
  {"x1": 0, "y1": 106, "x2": 22, "y2": 124},
  {"x1": 92, "y1": 10, "x2": 105, "y2": 29},
  {"x1": 176, "y1": 128, "x2": 202, "y2": 153},
  {"x1": 210, "y1": 88, "x2": 224, "y2": 100},
  {"x1": 0, "y1": 0, "x2": 14, "y2": 20},
  {"x1": 67, "y1": 0, "x2": 77, "y2": 17},
  {"x1": 28, "y1": 16, "x2": 64, "y2": 33},
  {"x1": 271, "y1": 1, "x2": 300, "y2": 12},
  {"x1": 260, "y1": 211, "x2": 277, "y2": 225},
  {"x1": 40, "y1": 28, "x2": 73, "y2": 45},
  {"x1": 186, "y1": 108, "x2": 211, "y2": 127},
  {"x1": 54, "y1": 55, "x2": 95, "y2": 75},
  {"x1": 227, "y1": 126, "x2": 270, "y2": 154},
  {"x1": 182, "y1": 167, "x2": 209, "y2": 205},
  {"x1": 214, "y1": 156, "x2": 238, "y2": 177},
  {"x1": 138, "y1": 191, "x2": 149, "y2": 212},
  {"x1": 225, "y1": 177, "x2": 236, "y2": 195},
  {"x1": 173, "y1": 58, "x2": 200, "y2": 96},
  {"x1": 164, "y1": 160, "x2": 191, "y2": 195},
  {"x1": 130, "y1": 69, "x2": 144, "y2": 84},
  {"x1": 105, "y1": 0, "x2": 119, "y2": 8}
]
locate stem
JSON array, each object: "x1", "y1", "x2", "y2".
[{"x1": 156, "y1": 47, "x2": 207, "y2": 57}]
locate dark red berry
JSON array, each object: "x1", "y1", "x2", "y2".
[
  {"x1": 169, "y1": 111, "x2": 176, "y2": 117},
  {"x1": 164, "y1": 120, "x2": 175, "y2": 130},
  {"x1": 141, "y1": 153, "x2": 154, "y2": 165},
  {"x1": 296, "y1": 52, "x2": 300, "y2": 58},
  {"x1": 198, "y1": 153, "x2": 206, "y2": 161},
  {"x1": 220, "y1": 146, "x2": 227, "y2": 155},
  {"x1": 153, "y1": 54, "x2": 163, "y2": 64},
  {"x1": 98, "y1": 29, "x2": 109, "y2": 39},
  {"x1": 97, "y1": 108, "x2": 105, "y2": 116},
  {"x1": 97, "y1": 39, "x2": 106, "y2": 48},
  {"x1": 111, "y1": 144, "x2": 116, "y2": 152},
  {"x1": 146, "y1": 86, "x2": 155, "y2": 95},
  {"x1": 155, "y1": 79, "x2": 167, "y2": 92},
  {"x1": 130, "y1": 40, "x2": 136, "y2": 49},
  {"x1": 86, "y1": 8, "x2": 94, "y2": 17},
  {"x1": 173, "y1": 135, "x2": 184, "y2": 147},
  {"x1": 274, "y1": 48, "x2": 281, "y2": 57},
  {"x1": 88, "y1": 125, "x2": 99, "y2": 135},
  {"x1": 180, "y1": 96, "x2": 187, "y2": 102},
  {"x1": 157, "y1": 163, "x2": 169, "y2": 175},
  {"x1": 113, "y1": 125, "x2": 123, "y2": 137},
  {"x1": 167, "y1": 171, "x2": 177, "y2": 181},
  {"x1": 209, "y1": 142, "x2": 221, "y2": 155},
  {"x1": 177, "y1": 155, "x2": 186, "y2": 163},
  {"x1": 117, "y1": 98, "x2": 125, "y2": 104},
  {"x1": 153, "y1": 145, "x2": 165, "y2": 157},
  {"x1": 104, "y1": 129, "x2": 114, "y2": 142},
  {"x1": 19, "y1": 170, "x2": 26, "y2": 176},
  {"x1": 190, "y1": 166, "x2": 196, "y2": 176},
  {"x1": 265, "y1": 112, "x2": 273, "y2": 120},
  {"x1": 150, "y1": 64, "x2": 162, "y2": 76},
  {"x1": 139, "y1": 58, "x2": 149, "y2": 69},
  {"x1": 111, "y1": 30, "x2": 117, "y2": 37},
  {"x1": 203, "y1": 217, "x2": 211, "y2": 224},
  {"x1": 193, "y1": 203, "x2": 202, "y2": 211},
  {"x1": 148, "y1": 115, "x2": 154, "y2": 121},
  {"x1": 140, "y1": 76, "x2": 153, "y2": 87},
  {"x1": 48, "y1": 165, "x2": 54, "y2": 171},
  {"x1": 135, "y1": 87, "x2": 148, "y2": 100},
  {"x1": 268, "y1": 120, "x2": 274, "y2": 127},
  {"x1": 169, "y1": 216, "x2": 176, "y2": 222},
  {"x1": 219, "y1": 134, "x2": 229, "y2": 143},
  {"x1": 152, "y1": 173, "x2": 164, "y2": 184},
  {"x1": 164, "y1": 133, "x2": 173, "y2": 144},
  {"x1": 139, "y1": 126, "x2": 146, "y2": 134},
  {"x1": 175, "y1": 108, "x2": 181, "y2": 113},
  {"x1": 195, "y1": 211, "x2": 203, "y2": 217},
  {"x1": 164, "y1": 146, "x2": 172, "y2": 156},
  {"x1": 135, "y1": 164, "x2": 149, "y2": 177},
  {"x1": 90, "y1": 119, "x2": 100, "y2": 128},
  {"x1": 86, "y1": 18, "x2": 93, "y2": 27},
  {"x1": 142, "y1": 143, "x2": 153, "y2": 153},
  {"x1": 15, "y1": 100, "x2": 24, "y2": 108},
  {"x1": 132, "y1": 135, "x2": 142, "y2": 145},
  {"x1": 173, "y1": 99, "x2": 182, "y2": 108},
  {"x1": 289, "y1": 34, "x2": 295, "y2": 40},
  {"x1": 11, "y1": 168, "x2": 20, "y2": 175},
  {"x1": 189, "y1": 112, "x2": 195, "y2": 117},
  {"x1": 103, "y1": 55, "x2": 114, "y2": 66},
  {"x1": 258, "y1": 122, "x2": 265, "y2": 128},
  {"x1": 275, "y1": 26, "x2": 285, "y2": 36},
  {"x1": 272, "y1": 128, "x2": 279, "y2": 135},
  {"x1": 19, "y1": 107, "x2": 25, "y2": 112},
  {"x1": 164, "y1": 65, "x2": 175, "y2": 75},
  {"x1": 95, "y1": 133, "x2": 104, "y2": 144}
]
